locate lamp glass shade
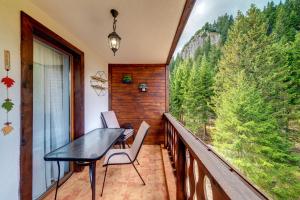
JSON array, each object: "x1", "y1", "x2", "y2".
[{"x1": 108, "y1": 32, "x2": 121, "y2": 54}]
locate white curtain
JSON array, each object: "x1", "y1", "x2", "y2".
[{"x1": 32, "y1": 40, "x2": 70, "y2": 199}]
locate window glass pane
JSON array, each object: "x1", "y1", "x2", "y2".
[{"x1": 32, "y1": 39, "x2": 70, "y2": 199}]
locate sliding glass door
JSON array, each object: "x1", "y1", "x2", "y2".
[{"x1": 32, "y1": 39, "x2": 71, "y2": 199}]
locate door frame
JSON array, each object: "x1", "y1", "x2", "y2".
[{"x1": 20, "y1": 11, "x2": 85, "y2": 200}]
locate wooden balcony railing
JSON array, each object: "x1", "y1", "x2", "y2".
[{"x1": 163, "y1": 113, "x2": 269, "y2": 200}]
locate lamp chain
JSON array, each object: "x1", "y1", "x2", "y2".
[{"x1": 113, "y1": 18, "x2": 117, "y2": 32}]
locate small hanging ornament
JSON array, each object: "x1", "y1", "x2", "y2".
[
  {"x1": 4, "y1": 50, "x2": 10, "y2": 71},
  {"x1": 2, "y1": 122, "x2": 13, "y2": 135},
  {"x1": 2, "y1": 98, "x2": 14, "y2": 112},
  {"x1": 1, "y1": 50, "x2": 14, "y2": 136},
  {"x1": 1, "y1": 76, "x2": 15, "y2": 88}
]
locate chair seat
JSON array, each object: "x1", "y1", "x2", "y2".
[
  {"x1": 101, "y1": 121, "x2": 150, "y2": 196},
  {"x1": 103, "y1": 149, "x2": 134, "y2": 165}
]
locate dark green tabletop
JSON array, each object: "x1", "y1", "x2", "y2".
[{"x1": 44, "y1": 128, "x2": 124, "y2": 162}]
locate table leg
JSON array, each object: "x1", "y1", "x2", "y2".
[
  {"x1": 90, "y1": 161, "x2": 96, "y2": 200},
  {"x1": 54, "y1": 161, "x2": 60, "y2": 200},
  {"x1": 89, "y1": 163, "x2": 93, "y2": 189}
]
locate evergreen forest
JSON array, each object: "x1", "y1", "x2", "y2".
[{"x1": 169, "y1": 1, "x2": 300, "y2": 199}]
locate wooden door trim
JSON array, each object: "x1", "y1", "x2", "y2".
[{"x1": 20, "y1": 11, "x2": 85, "y2": 200}]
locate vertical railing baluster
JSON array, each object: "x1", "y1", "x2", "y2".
[
  {"x1": 185, "y1": 150, "x2": 190, "y2": 198},
  {"x1": 176, "y1": 138, "x2": 186, "y2": 200},
  {"x1": 169, "y1": 125, "x2": 172, "y2": 157},
  {"x1": 173, "y1": 129, "x2": 176, "y2": 163},
  {"x1": 196, "y1": 160, "x2": 205, "y2": 200},
  {"x1": 171, "y1": 126, "x2": 173, "y2": 155},
  {"x1": 188, "y1": 155, "x2": 195, "y2": 200},
  {"x1": 168, "y1": 122, "x2": 171, "y2": 149},
  {"x1": 171, "y1": 125, "x2": 173, "y2": 153},
  {"x1": 175, "y1": 131, "x2": 178, "y2": 166},
  {"x1": 170, "y1": 126, "x2": 173, "y2": 156},
  {"x1": 164, "y1": 120, "x2": 167, "y2": 148},
  {"x1": 168, "y1": 123, "x2": 171, "y2": 151}
]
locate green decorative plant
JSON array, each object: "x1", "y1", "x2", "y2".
[{"x1": 122, "y1": 74, "x2": 132, "y2": 84}]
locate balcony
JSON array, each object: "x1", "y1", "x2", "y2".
[
  {"x1": 40, "y1": 113, "x2": 268, "y2": 200},
  {"x1": 2, "y1": 0, "x2": 295, "y2": 199}
]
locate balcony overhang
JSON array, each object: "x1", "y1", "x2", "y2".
[{"x1": 30, "y1": 0, "x2": 195, "y2": 64}]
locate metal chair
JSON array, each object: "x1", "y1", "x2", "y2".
[
  {"x1": 101, "y1": 111, "x2": 134, "y2": 148},
  {"x1": 101, "y1": 121, "x2": 150, "y2": 196}
]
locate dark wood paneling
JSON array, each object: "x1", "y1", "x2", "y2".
[
  {"x1": 109, "y1": 64, "x2": 166, "y2": 144},
  {"x1": 166, "y1": 0, "x2": 196, "y2": 64},
  {"x1": 20, "y1": 11, "x2": 84, "y2": 200}
]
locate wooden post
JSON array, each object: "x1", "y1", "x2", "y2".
[
  {"x1": 164, "y1": 120, "x2": 168, "y2": 148},
  {"x1": 176, "y1": 138, "x2": 186, "y2": 200}
]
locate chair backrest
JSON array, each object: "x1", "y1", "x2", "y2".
[
  {"x1": 101, "y1": 111, "x2": 120, "y2": 128},
  {"x1": 131, "y1": 121, "x2": 150, "y2": 160}
]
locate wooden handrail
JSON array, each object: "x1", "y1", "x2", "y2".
[{"x1": 163, "y1": 113, "x2": 269, "y2": 200}]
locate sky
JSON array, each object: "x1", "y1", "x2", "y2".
[{"x1": 174, "y1": 0, "x2": 282, "y2": 56}]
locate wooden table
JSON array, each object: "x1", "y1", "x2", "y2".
[{"x1": 44, "y1": 128, "x2": 124, "y2": 200}]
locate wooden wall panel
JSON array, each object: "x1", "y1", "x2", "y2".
[{"x1": 109, "y1": 64, "x2": 166, "y2": 144}]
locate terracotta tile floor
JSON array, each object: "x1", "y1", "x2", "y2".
[{"x1": 44, "y1": 145, "x2": 169, "y2": 200}]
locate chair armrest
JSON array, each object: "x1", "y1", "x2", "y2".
[{"x1": 120, "y1": 123, "x2": 133, "y2": 129}]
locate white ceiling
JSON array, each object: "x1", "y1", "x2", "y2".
[{"x1": 30, "y1": 0, "x2": 186, "y2": 64}]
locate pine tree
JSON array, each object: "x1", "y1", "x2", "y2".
[
  {"x1": 197, "y1": 56, "x2": 214, "y2": 140},
  {"x1": 213, "y1": 71, "x2": 300, "y2": 199},
  {"x1": 282, "y1": 33, "x2": 300, "y2": 145},
  {"x1": 273, "y1": 0, "x2": 300, "y2": 42},
  {"x1": 286, "y1": 33, "x2": 300, "y2": 121},
  {"x1": 214, "y1": 13, "x2": 234, "y2": 44},
  {"x1": 183, "y1": 60, "x2": 201, "y2": 133},
  {"x1": 263, "y1": 1, "x2": 277, "y2": 34},
  {"x1": 170, "y1": 59, "x2": 190, "y2": 122},
  {"x1": 213, "y1": 6, "x2": 300, "y2": 199},
  {"x1": 207, "y1": 45, "x2": 221, "y2": 73},
  {"x1": 169, "y1": 54, "x2": 183, "y2": 73},
  {"x1": 202, "y1": 37, "x2": 211, "y2": 57}
]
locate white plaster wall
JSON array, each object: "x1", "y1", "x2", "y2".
[{"x1": 0, "y1": 0, "x2": 108, "y2": 199}]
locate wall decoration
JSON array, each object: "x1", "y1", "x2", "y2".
[
  {"x1": 2, "y1": 98, "x2": 14, "y2": 112},
  {"x1": 122, "y1": 73, "x2": 132, "y2": 84},
  {"x1": 2, "y1": 123, "x2": 13, "y2": 136},
  {"x1": 1, "y1": 50, "x2": 14, "y2": 135},
  {"x1": 4, "y1": 50, "x2": 10, "y2": 71},
  {"x1": 1, "y1": 76, "x2": 15, "y2": 88},
  {"x1": 138, "y1": 83, "x2": 148, "y2": 92},
  {"x1": 90, "y1": 71, "x2": 107, "y2": 96}
]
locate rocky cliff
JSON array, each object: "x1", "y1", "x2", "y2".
[{"x1": 180, "y1": 32, "x2": 221, "y2": 59}]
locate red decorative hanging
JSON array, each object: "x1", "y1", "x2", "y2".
[
  {"x1": 1, "y1": 76, "x2": 15, "y2": 88},
  {"x1": 1, "y1": 50, "x2": 14, "y2": 136}
]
